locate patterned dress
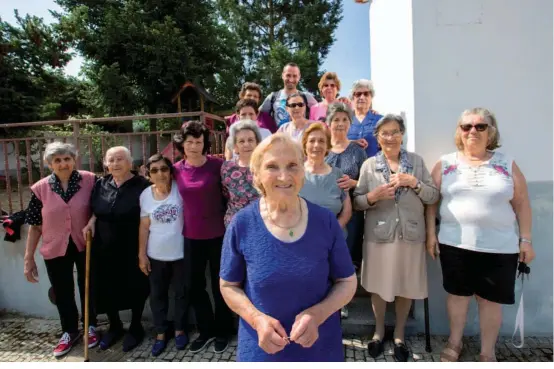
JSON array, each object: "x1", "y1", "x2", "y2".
[{"x1": 221, "y1": 160, "x2": 260, "y2": 227}]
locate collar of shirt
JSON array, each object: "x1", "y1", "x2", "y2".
[{"x1": 48, "y1": 170, "x2": 82, "y2": 201}]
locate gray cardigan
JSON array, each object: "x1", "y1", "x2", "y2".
[{"x1": 353, "y1": 152, "x2": 439, "y2": 244}]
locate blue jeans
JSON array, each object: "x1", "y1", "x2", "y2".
[{"x1": 346, "y1": 210, "x2": 364, "y2": 265}]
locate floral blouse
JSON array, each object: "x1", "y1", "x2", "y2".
[{"x1": 221, "y1": 160, "x2": 260, "y2": 226}]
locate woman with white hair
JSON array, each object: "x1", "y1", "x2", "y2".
[
  {"x1": 221, "y1": 120, "x2": 263, "y2": 226},
  {"x1": 83, "y1": 146, "x2": 151, "y2": 352},
  {"x1": 23, "y1": 142, "x2": 99, "y2": 357},
  {"x1": 347, "y1": 79, "x2": 383, "y2": 158},
  {"x1": 219, "y1": 133, "x2": 357, "y2": 361}
]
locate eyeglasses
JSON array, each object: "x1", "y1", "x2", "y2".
[
  {"x1": 323, "y1": 83, "x2": 336, "y2": 88},
  {"x1": 286, "y1": 102, "x2": 305, "y2": 108},
  {"x1": 378, "y1": 131, "x2": 402, "y2": 139},
  {"x1": 459, "y1": 123, "x2": 488, "y2": 132},
  {"x1": 353, "y1": 91, "x2": 371, "y2": 98},
  {"x1": 149, "y1": 166, "x2": 170, "y2": 174}
]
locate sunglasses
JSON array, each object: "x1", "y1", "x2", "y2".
[
  {"x1": 459, "y1": 123, "x2": 488, "y2": 132},
  {"x1": 286, "y1": 102, "x2": 305, "y2": 108},
  {"x1": 354, "y1": 91, "x2": 371, "y2": 98},
  {"x1": 149, "y1": 166, "x2": 170, "y2": 174}
]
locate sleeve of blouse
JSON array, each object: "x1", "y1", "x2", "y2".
[
  {"x1": 353, "y1": 159, "x2": 376, "y2": 211},
  {"x1": 219, "y1": 218, "x2": 246, "y2": 283},
  {"x1": 327, "y1": 211, "x2": 356, "y2": 280},
  {"x1": 25, "y1": 192, "x2": 43, "y2": 226},
  {"x1": 416, "y1": 155, "x2": 440, "y2": 205}
]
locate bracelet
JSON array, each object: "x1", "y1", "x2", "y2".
[{"x1": 519, "y1": 238, "x2": 532, "y2": 244}]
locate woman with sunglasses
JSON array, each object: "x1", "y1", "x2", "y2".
[
  {"x1": 347, "y1": 79, "x2": 383, "y2": 158},
  {"x1": 277, "y1": 93, "x2": 314, "y2": 142},
  {"x1": 138, "y1": 154, "x2": 189, "y2": 357},
  {"x1": 425, "y1": 108, "x2": 535, "y2": 362}
]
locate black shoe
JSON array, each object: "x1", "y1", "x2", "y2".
[
  {"x1": 394, "y1": 342, "x2": 410, "y2": 362},
  {"x1": 99, "y1": 327, "x2": 124, "y2": 350},
  {"x1": 122, "y1": 326, "x2": 145, "y2": 352},
  {"x1": 367, "y1": 339, "x2": 384, "y2": 358},
  {"x1": 188, "y1": 335, "x2": 215, "y2": 353},
  {"x1": 213, "y1": 337, "x2": 229, "y2": 353}
]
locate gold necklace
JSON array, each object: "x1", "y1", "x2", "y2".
[{"x1": 264, "y1": 197, "x2": 303, "y2": 237}]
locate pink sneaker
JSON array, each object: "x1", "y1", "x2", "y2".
[
  {"x1": 53, "y1": 332, "x2": 79, "y2": 357},
  {"x1": 87, "y1": 326, "x2": 99, "y2": 348}
]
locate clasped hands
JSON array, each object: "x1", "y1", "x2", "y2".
[{"x1": 253, "y1": 309, "x2": 320, "y2": 354}]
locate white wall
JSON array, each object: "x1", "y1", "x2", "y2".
[
  {"x1": 411, "y1": 0, "x2": 552, "y2": 181},
  {"x1": 369, "y1": 0, "x2": 417, "y2": 151}
]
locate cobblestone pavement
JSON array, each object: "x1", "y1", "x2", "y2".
[{"x1": 0, "y1": 314, "x2": 552, "y2": 362}]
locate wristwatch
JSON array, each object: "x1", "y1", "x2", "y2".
[{"x1": 519, "y1": 237, "x2": 532, "y2": 244}]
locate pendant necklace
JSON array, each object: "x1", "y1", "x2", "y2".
[{"x1": 264, "y1": 197, "x2": 303, "y2": 237}]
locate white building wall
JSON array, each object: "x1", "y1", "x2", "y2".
[
  {"x1": 369, "y1": 0, "x2": 417, "y2": 151},
  {"x1": 411, "y1": 0, "x2": 553, "y2": 182}
]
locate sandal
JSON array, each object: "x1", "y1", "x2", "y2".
[
  {"x1": 479, "y1": 354, "x2": 497, "y2": 362},
  {"x1": 440, "y1": 341, "x2": 463, "y2": 362}
]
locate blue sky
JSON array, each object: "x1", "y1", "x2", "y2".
[{"x1": 1, "y1": 0, "x2": 371, "y2": 95}]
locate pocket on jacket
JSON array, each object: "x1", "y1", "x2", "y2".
[
  {"x1": 403, "y1": 220, "x2": 422, "y2": 242},
  {"x1": 373, "y1": 221, "x2": 392, "y2": 242}
]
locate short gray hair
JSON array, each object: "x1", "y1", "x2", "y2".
[
  {"x1": 104, "y1": 146, "x2": 133, "y2": 165},
  {"x1": 229, "y1": 120, "x2": 263, "y2": 146},
  {"x1": 349, "y1": 79, "x2": 375, "y2": 99},
  {"x1": 373, "y1": 114, "x2": 406, "y2": 138},
  {"x1": 43, "y1": 142, "x2": 78, "y2": 164},
  {"x1": 325, "y1": 102, "x2": 353, "y2": 126}
]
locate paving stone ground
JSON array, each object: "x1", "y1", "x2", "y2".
[{"x1": 0, "y1": 314, "x2": 552, "y2": 362}]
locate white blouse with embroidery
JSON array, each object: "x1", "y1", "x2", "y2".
[{"x1": 438, "y1": 151, "x2": 519, "y2": 254}]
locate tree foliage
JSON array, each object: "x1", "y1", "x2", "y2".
[
  {"x1": 216, "y1": 0, "x2": 343, "y2": 95},
  {"x1": 54, "y1": 0, "x2": 245, "y2": 117},
  {"x1": 0, "y1": 11, "x2": 85, "y2": 124}
]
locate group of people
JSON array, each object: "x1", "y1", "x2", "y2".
[{"x1": 22, "y1": 62, "x2": 535, "y2": 362}]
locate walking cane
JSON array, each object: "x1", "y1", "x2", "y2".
[{"x1": 84, "y1": 230, "x2": 92, "y2": 362}]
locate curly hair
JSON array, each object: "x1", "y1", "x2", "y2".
[{"x1": 172, "y1": 120, "x2": 211, "y2": 155}]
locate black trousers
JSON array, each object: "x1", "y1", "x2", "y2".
[
  {"x1": 44, "y1": 238, "x2": 97, "y2": 334},
  {"x1": 187, "y1": 236, "x2": 234, "y2": 338},
  {"x1": 149, "y1": 257, "x2": 190, "y2": 334}
]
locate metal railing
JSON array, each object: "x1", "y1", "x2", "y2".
[{"x1": 0, "y1": 111, "x2": 226, "y2": 214}]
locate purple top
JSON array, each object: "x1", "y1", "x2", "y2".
[
  {"x1": 173, "y1": 156, "x2": 226, "y2": 240},
  {"x1": 221, "y1": 160, "x2": 260, "y2": 227},
  {"x1": 220, "y1": 199, "x2": 355, "y2": 362},
  {"x1": 226, "y1": 111, "x2": 277, "y2": 133}
]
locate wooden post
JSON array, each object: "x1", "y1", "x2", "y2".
[
  {"x1": 72, "y1": 122, "x2": 81, "y2": 169},
  {"x1": 84, "y1": 230, "x2": 92, "y2": 362},
  {"x1": 177, "y1": 95, "x2": 181, "y2": 113},
  {"x1": 200, "y1": 95, "x2": 205, "y2": 112}
]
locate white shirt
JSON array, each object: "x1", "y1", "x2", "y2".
[
  {"x1": 438, "y1": 151, "x2": 519, "y2": 254},
  {"x1": 140, "y1": 181, "x2": 184, "y2": 261}
]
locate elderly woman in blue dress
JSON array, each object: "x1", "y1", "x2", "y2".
[
  {"x1": 219, "y1": 133, "x2": 356, "y2": 362},
  {"x1": 353, "y1": 115, "x2": 439, "y2": 361}
]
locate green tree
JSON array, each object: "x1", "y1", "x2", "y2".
[
  {"x1": 55, "y1": 0, "x2": 245, "y2": 144},
  {"x1": 0, "y1": 11, "x2": 78, "y2": 124},
  {"x1": 216, "y1": 0, "x2": 343, "y2": 95}
]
